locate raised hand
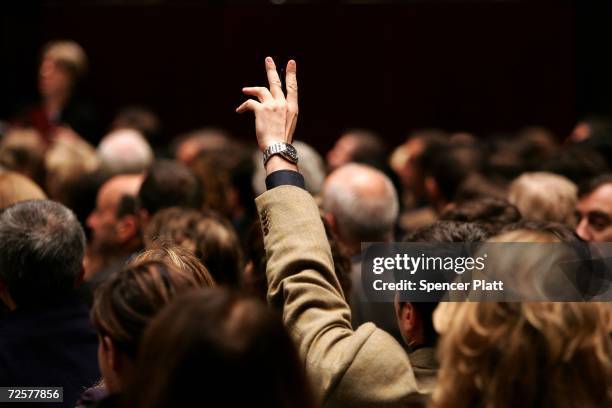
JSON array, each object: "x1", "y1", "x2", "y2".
[{"x1": 236, "y1": 57, "x2": 298, "y2": 154}]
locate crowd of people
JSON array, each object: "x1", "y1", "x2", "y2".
[{"x1": 0, "y1": 41, "x2": 611, "y2": 407}]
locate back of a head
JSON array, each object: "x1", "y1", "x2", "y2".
[
  {"x1": 323, "y1": 163, "x2": 399, "y2": 242},
  {"x1": 126, "y1": 289, "x2": 314, "y2": 408},
  {"x1": 508, "y1": 172, "x2": 577, "y2": 226},
  {"x1": 131, "y1": 243, "x2": 215, "y2": 288},
  {"x1": 45, "y1": 137, "x2": 100, "y2": 201},
  {"x1": 91, "y1": 255, "x2": 209, "y2": 359},
  {"x1": 432, "y1": 302, "x2": 612, "y2": 408},
  {"x1": 138, "y1": 160, "x2": 203, "y2": 216},
  {"x1": 426, "y1": 143, "x2": 482, "y2": 203},
  {"x1": 0, "y1": 200, "x2": 85, "y2": 307},
  {"x1": 144, "y1": 208, "x2": 242, "y2": 286},
  {"x1": 97, "y1": 128, "x2": 154, "y2": 176},
  {"x1": 440, "y1": 197, "x2": 522, "y2": 236},
  {"x1": 0, "y1": 171, "x2": 47, "y2": 210},
  {"x1": 540, "y1": 145, "x2": 609, "y2": 186},
  {"x1": 0, "y1": 128, "x2": 46, "y2": 185}
]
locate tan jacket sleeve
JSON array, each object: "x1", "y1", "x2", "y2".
[{"x1": 256, "y1": 186, "x2": 427, "y2": 407}]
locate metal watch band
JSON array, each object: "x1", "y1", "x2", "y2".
[{"x1": 263, "y1": 142, "x2": 299, "y2": 165}]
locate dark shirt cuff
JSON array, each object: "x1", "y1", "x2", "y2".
[{"x1": 265, "y1": 170, "x2": 306, "y2": 190}]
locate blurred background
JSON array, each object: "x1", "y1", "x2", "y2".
[{"x1": 0, "y1": 1, "x2": 609, "y2": 150}]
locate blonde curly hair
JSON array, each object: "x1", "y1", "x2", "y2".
[{"x1": 431, "y1": 301, "x2": 612, "y2": 408}]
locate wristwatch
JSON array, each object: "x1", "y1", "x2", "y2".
[{"x1": 263, "y1": 142, "x2": 299, "y2": 166}]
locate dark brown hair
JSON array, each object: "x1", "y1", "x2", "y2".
[
  {"x1": 124, "y1": 289, "x2": 315, "y2": 408},
  {"x1": 91, "y1": 249, "x2": 211, "y2": 358}
]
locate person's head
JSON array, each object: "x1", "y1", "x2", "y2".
[
  {"x1": 575, "y1": 174, "x2": 612, "y2": 242},
  {"x1": 45, "y1": 136, "x2": 100, "y2": 202},
  {"x1": 91, "y1": 248, "x2": 213, "y2": 393},
  {"x1": 0, "y1": 200, "x2": 85, "y2": 310},
  {"x1": 540, "y1": 144, "x2": 609, "y2": 186},
  {"x1": 173, "y1": 128, "x2": 232, "y2": 166},
  {"x1": 391, "y1": 129, "x2": 448, "y2": 198},
  {"x1": 86, "y1": 174, "x2": 143, "y2": 267},
  {"x1": 322, "y1": 163, "x2": 399, "y2": 255},
  {"x1": 39, "y1": 40, "x2": 88, "y2": 100},
  {"x1": 397, "y1": 221, "x2": 490, "y2": 349},
  {"x1": 144, "y1": 208, "x2": 242, "y2": 286},
  {"x1": 326, "y1": 129, "x2": 387, "y2": 171},
  {"x1": 432, "y1": 302, "x2": 612, "y2": 408},
  {"x1": 0, "y1": 128, "x2": 46, "y2": 186},
  {"x1": 424, "y1": 143, "x2": 482, "y2": 211},
  {"x1": 125, "y1": 289, "x2": 314, "y2": 408},
  {"x1": 508, "y1": 172, "x2": 577, "y2": 226},
  {"x1": 0, "y1": 171, "x2": 47, "y2": 210},
  {"x1": 130, "y1": 244, "x2": 215, "y2": 288},
  {"x1": 111, "y1": 106, "x2": 162, "y2": 147},
  {"x1": 137, "y1": 160, "x2": 203, "y2": 224},
  {"x1": 97, "y1": 129, "x2": 154, "y2": 176},
  {"x1": 440, "y1": 197, "x2": 522, "y2": 236}
]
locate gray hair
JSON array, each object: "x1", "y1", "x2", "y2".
[
  {"x1": 0, "y1": 200, "x2": 85, "y2": 306},
  {"x1": 323, "y1": 163, "x2": 399, "y2": 242},
  {"x1": 98, "y1": 128, "x2": 154, "y2": 175}
]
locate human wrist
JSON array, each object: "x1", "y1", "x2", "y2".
[{"x1": 265, "y1": 155, "x2": 298, "y2": 175}]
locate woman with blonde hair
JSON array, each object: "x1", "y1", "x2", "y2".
[
  {"x1": 432, "y1": 302, "x2": 612, "y2": 408},
  {"x1": 0, "y1": 171, "x2": 46, "y2": 210},
  {"x1": 432, "y1": 228, "x2": 612, "y2": 407}
]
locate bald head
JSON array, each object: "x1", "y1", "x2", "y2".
[
  {"x1": 98, "y1": 128, "x2": 153, "y2": 175},
  {"x1": 323, "y1": 163, "x2": 398, "y2": 248},
  {"x1": 87, "y1": 174, "x2": 144, "y2": 254}
]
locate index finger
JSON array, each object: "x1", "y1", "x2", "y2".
[
  {"x1": 265, "y1": 57, "x2": 283, "y2": 99},
  {"x1": 285, "y1": 59, "x2": 298, "y2": 106}
]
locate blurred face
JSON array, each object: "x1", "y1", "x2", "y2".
[
  {"x1": 399, "y1": 137, "x2": 426, "y2": 190},
  {"x1": 38, "y1": 56, "x2": 72, "y2": 99},
  {"x1": 575, "y1": 184, "x2": 612, "y2": 242},
  {"x1": 327, "y1": 134, "x2": 358, "y2": 171},
  {"x1": 87, "y1": 182, "x2": 121, "y2": 250}
]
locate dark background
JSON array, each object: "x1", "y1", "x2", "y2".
[{"x1": 1, "y1": 1, "x2": 610, "y2": 151}]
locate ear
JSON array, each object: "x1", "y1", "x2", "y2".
[
  {"x1": 102, "y1": 336, "x2": 123, "y2": 374},
  {"x1": 424, "y1": 176, "x2": 439, "y2": 202},
  {"x1": 116, "y1": 215, "x2": 138, "y2": 242},
  {"x1": 396, "y1": 301, "x2": 426, "y2": 348},
  {"x1": 324, "y1": 212, "x2": 338, "y2": 236}
]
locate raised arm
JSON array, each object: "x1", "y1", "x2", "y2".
[{"x1": 237, "y1": 58, "x2": 423, "y2": 407}]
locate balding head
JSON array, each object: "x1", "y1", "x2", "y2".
[
  {"x1": 87, "y1": 174, "x2": 144, "y2": 260},
  {"x1": 323, "y1": 163, "x2": 398, "y2": 251},
  {"x1": 98, "y1": 128, "x2": 154, "y2": 176}
]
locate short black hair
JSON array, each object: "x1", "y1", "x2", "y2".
[
  {"x1": 0, "y1": 200, "x2": 85, "y2": 307},
  {"x1": 578, "y1": 174, "x2": 612, "y2": 199},
  {"x1": 440, "y1": 197, "x2": 522, "y2": 236},
  {"x1": 540, "y1": 145, "x2": 608, "y2": 186},
  {"x1": 425, "y1": 144, "x2": 482, "y2": 202},
  {"x1": 403, "y1": 220, "x2": 490, "y2": 243},
  {"x1": 138, "y1": 160, "x2": 203, "y2": 216}
]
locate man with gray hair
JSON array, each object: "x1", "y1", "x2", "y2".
[
  {"x1": 322, "y1": 163, "x2": 402, "y2": 342},
  {"x1": 0, "y1": 200, "x2": 99, "y2": 406}
]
